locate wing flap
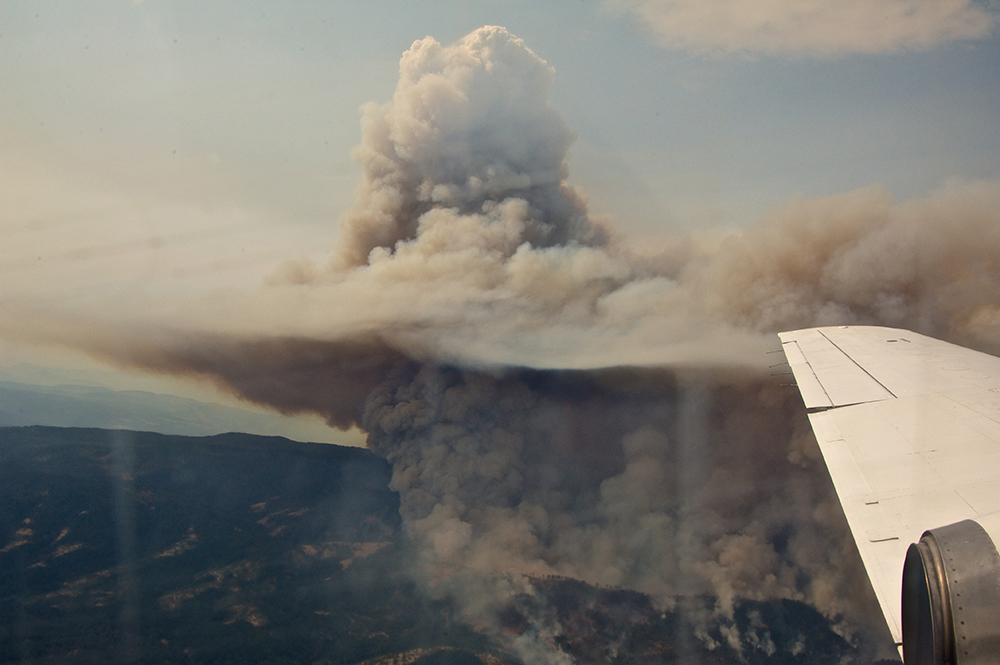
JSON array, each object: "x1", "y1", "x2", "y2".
[
  {"x1": 778, "y1": 328, "x2": 895, "y2": 408},
  {"x1": 779, "y1": 339, "x2": 833, "y2": 409}
]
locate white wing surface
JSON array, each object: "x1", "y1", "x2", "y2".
[{"x1": 778, "y1": 326, "x2": 1000, "y2": 646}]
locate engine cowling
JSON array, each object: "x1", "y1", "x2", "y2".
[{"x1": 901, "y1": 518, "x2": 1000, "y2": 665}]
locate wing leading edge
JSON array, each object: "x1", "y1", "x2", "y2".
[{"x1": 778, "y1": 326, "x2": 1000, "y2": 655}]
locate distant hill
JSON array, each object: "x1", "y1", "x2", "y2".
[
  {"x1": 0, "y1": 374, "x2": 359, "y2": 444},
  {"x1": 0, "y1": 426, "x2": 503, "y2": 665}
]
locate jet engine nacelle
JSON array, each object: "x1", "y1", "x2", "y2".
[{"x1": 901, "y1": 514, "x2": 1000, "y2": 665}]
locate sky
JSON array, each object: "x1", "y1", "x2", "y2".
[{"x1": 1, "y1": 0, "x2": 999, "y2": 419}]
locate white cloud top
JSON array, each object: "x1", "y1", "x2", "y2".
[{"x1": 608, "y1": 0, "x2": 998, "y2": 57}]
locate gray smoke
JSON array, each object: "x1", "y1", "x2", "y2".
[
  {"x1": 6, "y1": 25, "x2": 1000, "y2": 664},
  {"x1": 358, "y1": 362, "x2": 890, "y2": 662}
]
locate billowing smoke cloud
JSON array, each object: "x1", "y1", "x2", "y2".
[
  {"x1": 331, "y1": 26, "x2": 604, "y2": 269},
  {"x1": 7, "y1": 25, "x2": 1000, "y2": 663},
  {"x1": 605, "y1": 0, "x2": 999, "y2": 58},
  {"x1": 359, "y1": 364, "x2": 884, "y2": 652},
  {"x1": 244, "y1": 26, "x2": 1000, "y2": 372}
]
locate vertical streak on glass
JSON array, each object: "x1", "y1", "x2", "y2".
[
  {"x1": 675, "y1": 375, "x2": 710, "y2": 662},
  {"x1": 111, "y1": 430, "x2": 138, "y2": 664}
]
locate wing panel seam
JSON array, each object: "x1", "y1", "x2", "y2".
[
  {"x1": 781, "y1": 339, "x2": 834, "y2": 408},
  {"x1": 817, "y1": 329, "x2": 898, "y2": 400}
]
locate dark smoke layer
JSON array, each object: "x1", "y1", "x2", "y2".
[{"x1": 4, "y1": 25, "x2": 999, "y2": 664}]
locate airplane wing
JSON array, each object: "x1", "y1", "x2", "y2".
[{"x1": 778, "y1": 326, "x2": 1000, "y2": 663}]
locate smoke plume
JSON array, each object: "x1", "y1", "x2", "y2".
[{"x1": 7, "y1": 25, "x2": 1000, "y2": 663}]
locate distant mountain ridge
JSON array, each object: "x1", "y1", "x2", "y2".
[
  {"x1": 0, "y1": 369, "x2": 357, "y2": 443},
  {"x1": 0, "y1": 425, "x2": 500, "y2": 665}
]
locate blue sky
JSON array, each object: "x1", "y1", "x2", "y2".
[{"x1": 1, "y1": 0, "x2": 998, "y2": 429}]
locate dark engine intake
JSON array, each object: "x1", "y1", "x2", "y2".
[{"x1": 901, "y1": 519, "x2": 1000, "y2": 665}]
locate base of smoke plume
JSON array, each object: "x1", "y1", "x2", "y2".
[
  {"x1": 355, "y1": 360, "x2": 901, "y2": 663},
  {"x1": 0, "y1": 309, "x2": 898, "y2": 658},
  {"x1": 491, "y1": 578, "x2": 892, "y2": 664},
  {"x1": 4, "y1": 312, "x2": 897, "y2": 660}
]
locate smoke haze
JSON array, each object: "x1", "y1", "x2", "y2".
[
  {"x1": 5, "y1": 25, "x2": 1000, "y2": 663},
  {"x1": 605, "y1": 0, "x2": 998, "y2": 58}
]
